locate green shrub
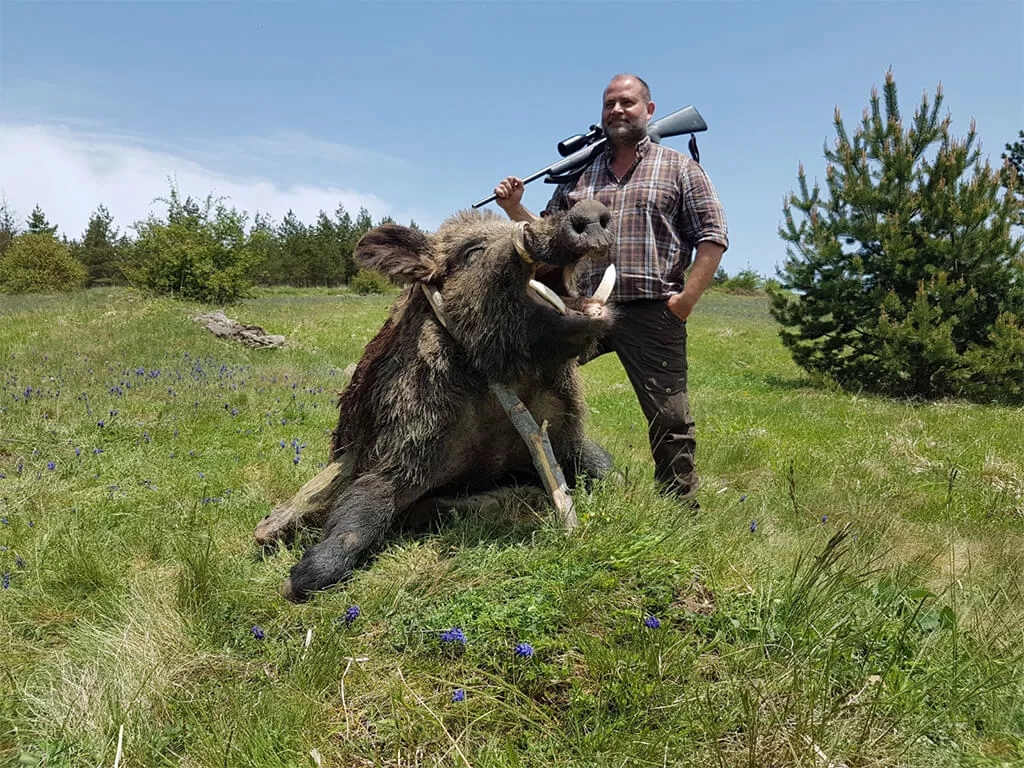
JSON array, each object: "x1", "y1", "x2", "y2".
[
  {"x1": 348, "y1": 268, "x2": 395, "y2": 295},
  {"x1": 124, "y1": 182, "x2": 260, "y2": 305},
  {"x1": 722, "y1": 267, "x2": 764, "y2": 293},
  {"x1": 0, "y1": 233, "x2": 87, "y2": 294}
]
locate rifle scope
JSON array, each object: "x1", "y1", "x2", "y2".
[{"x1": 556, "y1": 125, "x2": 603, "y2": 157}]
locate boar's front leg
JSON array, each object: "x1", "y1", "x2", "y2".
[
  {"x1": 282, "y1": 471, "x2": 408, "y2": 602},
  {"x1": 565, "y1": 438, "x2": 618, "y2": 492},
  {"x1": 254, "y1": 453, "x2": 356, "y2": 547}
]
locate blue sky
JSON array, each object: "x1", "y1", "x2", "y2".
[{"x1": 1, "y1": 0, "x2": 1021, "y2": 279}]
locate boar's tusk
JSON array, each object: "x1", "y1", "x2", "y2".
[
  {"x1": 420, "y1": 284, "x2": 450, "y2": 330},
  {"x1": 593, "y1": 263, "x2": 616, "y2": 304},
  {"x1": 512, "y1": 222, "x2": 535, "y2": 265},
  {"x1": 528, "y1": 280, "x2": 568, "y2": 315}
]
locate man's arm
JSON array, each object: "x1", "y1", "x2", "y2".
[
  {"x1": 667, "y1": 158, "x2": 729, "y2": 321},
  {"x1": 666, "y1": 241, "x2": 725, "y2": 322}
]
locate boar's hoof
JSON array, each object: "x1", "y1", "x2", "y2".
[{"x1": 280, "y1": 578, "x2": 306, "y2": 603}]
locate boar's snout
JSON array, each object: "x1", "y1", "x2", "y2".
[{"x1": 558, "y1": 200, "x2": 614, "y2": 255}]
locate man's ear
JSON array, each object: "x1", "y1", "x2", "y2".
[{"x1": 354, "y1": 225, "x2": 440, "y2": 284}]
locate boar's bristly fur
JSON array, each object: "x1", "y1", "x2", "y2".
[{"x1": 284, "y1": 201, "x2": 617, "y2": 601}]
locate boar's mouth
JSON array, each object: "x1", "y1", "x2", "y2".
[
  {"x1": 526, "y1": 263, "x2": 616, "y2": 316},
  {"x1": 512, "y1": 223, "x2": 616, "y2": 318}
]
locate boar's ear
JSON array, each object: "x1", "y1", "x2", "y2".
[{"x1": 354, "y1": 225, "x2": 440, "y2": 284}]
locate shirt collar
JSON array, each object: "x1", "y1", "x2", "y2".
[{"x1": 601, "y1": 134, "x2": 653, "y2": 172}]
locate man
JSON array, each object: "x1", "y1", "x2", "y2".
[{"x1": 493, "y1": 73, "x2": 729, "y2": 506}]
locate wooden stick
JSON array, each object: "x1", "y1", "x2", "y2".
[{"x1": 489, "y1": 382, "x2": 578, "y2": 528}]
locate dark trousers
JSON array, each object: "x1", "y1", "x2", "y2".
[{"x1": 581, "y1": 299, "x2": 698, "y2": 499}]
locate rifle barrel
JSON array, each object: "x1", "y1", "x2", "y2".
[
  {"x1": 471, "y1": 140, "x2": 606, "y2": 209},
  {"x1": 471, "y1": 165, "x2": 552, "y2": 209}
]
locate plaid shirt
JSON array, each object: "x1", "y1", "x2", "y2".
[{"x1": 542, "y1": 136, "x2": 729, "y2": 302}]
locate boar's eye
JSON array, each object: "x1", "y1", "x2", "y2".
[{"x1": 460, "y1": 242, "x2": 486, "y2": 264}]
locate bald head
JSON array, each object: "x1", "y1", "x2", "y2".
[{"x1": 605, "y1": 74, "x2": 652, "y2": 105}]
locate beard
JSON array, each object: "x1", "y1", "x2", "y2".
[{"x1": 603, "y1": 117, "x2": 648, "y2": 149}]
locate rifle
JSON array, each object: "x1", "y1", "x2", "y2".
[{"x1": 472, "y1": 105, "x2": 709, "y2": 209}]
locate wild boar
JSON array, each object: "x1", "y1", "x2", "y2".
[{"x1": 262, "y1": 200, "x2": 619, "y2": 601}]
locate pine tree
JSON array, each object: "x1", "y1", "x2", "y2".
[
  {"x1": 334, "y1": 203, "x2": 358, "y2": 284},
  {"x1": 275, "y1": 211, "x2": 317, "y2": 286},
  {"x1": 1002, "y1": 129, "x2": 1024, "y2": 181},
  {"x1": 26, "y1": 204, "x2": 58, "y2": 236},
  {"x1": 0, "y1": 196, "x2": 19, "y2": 257},
  {"x1": 74, "y1": 204, "x2": 125, "y2": 286},
  {"x1": 1002, "y1": 129, "x2": 1024, "y2": 226},
  {"x1": 311, "y1": 210, "x2": 341, "y2": 285},
  {"x1": 247, "y1": 211, "x2": 278, "y2": 285},
  {"x1": 770, "y1": 70, "x2": 1024, "y2": 403}
]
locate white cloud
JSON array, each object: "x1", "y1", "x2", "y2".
[{"x1": 0, "y1": 122, "x2": 430, "y2": 240}]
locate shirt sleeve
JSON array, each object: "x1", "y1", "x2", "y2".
[{"x1": 679, "y1": 160, "x2": 729, "y2": 251}]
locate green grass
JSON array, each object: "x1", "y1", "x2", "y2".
[{"x1": 1, "y1": 287, "x2": 1022, "y2": 767}]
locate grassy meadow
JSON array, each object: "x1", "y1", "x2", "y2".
[{"x1": 0, "y1": 286, "x2": 1022, "y2": 767}]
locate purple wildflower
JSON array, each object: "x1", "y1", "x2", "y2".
[
  {"x1": 47, "y1": 461, "x2": 55, "y2": 471},
  {"x1": 251, "y1": 625, "x2": 265, "y2": 640},
  {"x1": 514, "y1": 642, "x2": 534, "y2": 658},
  {"x1": 2, "y1": 572, "x2": 9, "y2": 590},
  {"x1": 750, "y1": 520, "x2": 757, "y2": 533},
  {"x1": 451, "y1": 689, "x2": 465, "y2": 702},
  {"x1": 440, "y1": 627, "x2": 466, "y2": 645},
  {"x1": 739, "y1": 494, "x2": 748, "y2": 502},
  {"x1": 644, "y1": 615, "x2": 661, "y2": 629},
  {"x1": 344, "y1": 605, "x2": 360, "y2": 625}
]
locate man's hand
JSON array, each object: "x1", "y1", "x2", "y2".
[
  {"x1": 666, "y1": 241, "x2": 726, "y2": 322},
  {"x1": 494, "y1": 176, "x2": 524, "y2": 209},
  {"x1": 666, "y1": 291, "x2": 697, "y2": 322},
  {"x1": 493, "y1": 176, "x2": 537, "y2": 222}
]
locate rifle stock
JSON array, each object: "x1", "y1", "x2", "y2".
[
  {"x1": 473, "y1": 105, "x2": 708, "y2": 209},
  {"x1": 647, "y1": 105, "x2": 708, "y2": 144}
]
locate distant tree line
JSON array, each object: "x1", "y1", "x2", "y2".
[
  {"x1": 0, "y1": 179, "x2": 407, "y2": 301},
  {"x1": 0, "y1": 179, "x2": 773, "y2": 302}
]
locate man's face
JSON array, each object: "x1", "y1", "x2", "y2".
[{"x1": 601, "y1": 77, "x2": 654, "y2": 148}]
